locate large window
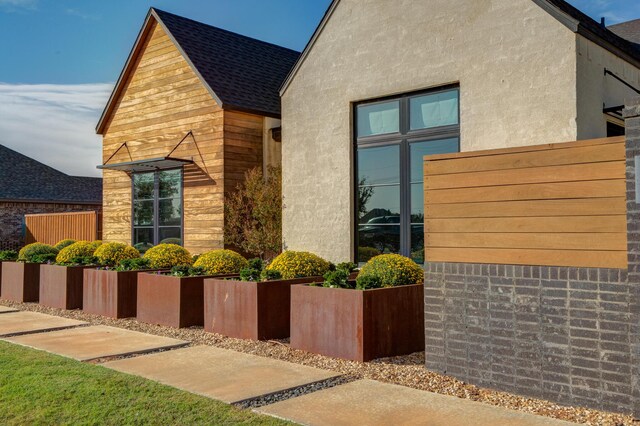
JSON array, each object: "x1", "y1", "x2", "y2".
[
  {"x1": 133, "y1": 169, "x2": 183, "y2": 248},
  {"x1": 355, "y1": 87, "x2": 460, "y2": 263}
]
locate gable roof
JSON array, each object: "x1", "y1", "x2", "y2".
[
  {"x1": 280, "y1": 0, "x2": 640, "y2": 95},
  {"x1": 608, "y1": 18, "x2": 640, "y2": 46},
  {"x1": 0, "y1": 145, "x2": 102, "y2": 204},
  {"x1": 97, "y1": 8, "x2": 299, "y2": 134}
]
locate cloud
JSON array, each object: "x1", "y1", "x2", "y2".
[
  {"x1": 66, "y1": 8, "x2": 100, "y2": 20},
  {"x1": 0, "y1": 83, "x2": 113, "y2": 177},
  {"x1": 0, "y1": 0, "x2": 37, "y2": 12}
]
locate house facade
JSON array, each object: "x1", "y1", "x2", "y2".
[
  {"x1": 0, "y1": 145, "x2": 102, "y2": 250},
  {"x1": 280, "y1": 0, "x2": 640, "y2": 263},
  {"x1": 97, "y1": 9, "x2": 298, "y2": 254}
]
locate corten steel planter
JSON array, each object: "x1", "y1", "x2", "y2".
[
  {"x1": 0, "y1": 262, "x2": 41, "y2": 303},
  {"x1": 137, "y1": 273, "x2": 237, "y2": 328},
  {"x1": 39, "y1": 264, "x2": 90, "y2": 310},
  {"x1": 83, "y1": 269, "x2": 163, "y2": 319},
  {"x1": 290, "y1": 284, "x2": 425, "y2": 362},
  {"x1": 203, "y1": 276, "x2": 324, "y2": 340}
]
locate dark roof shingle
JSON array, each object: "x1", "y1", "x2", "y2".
[
  {"x1": 608, "y1": 18, "x2": 640, "y2": 46},
  {"x1": 0, "y1": 145, "x2": 102, "y2": 204},
  {"x1": 153, "y1": 8, "x2": 300, "y2": 118}
]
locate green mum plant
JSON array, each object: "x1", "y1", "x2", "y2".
[
  {"x1": 193, "y1": 249, "x2": 248, "y2": 276},
  {"x1": 0, "y1": 250, "x2": 18, "y2": 261},
  {"x1": 94, "y1": 242, "x2": 140, "y2": 267},
  {"x1": 142, "y1": 244, "x2": 192, "y2": 269},
  {"x1": 239, "y1": 258, "x2": 282, "y2": 282},
  {"x1": 54, "y1": 239, "x2": 76, "y2": 251},
  {"x1": 266, "y1": 251, "x2": 330, "y2": 280},
  {"x1": 18, "y1": 243, "x2": 59, "y2": 263},
  {"x1": 355, "y1": 254, "x2": 423, "y2": 290},
  {"x1": 55, "y1": 241, "x2": 100, "y2": 265}
]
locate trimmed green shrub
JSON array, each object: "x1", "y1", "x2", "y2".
[
  {"x1": 18, "y1": 243, "x2": 59, "y2": 263},
  {"x1": 143, "y1": 244, "x2": 192, "y2": 269},
  {"x1": 0, "y1": 250, "x2": 18, "y2": 261},
  {"x1": 134, "y1": 242, "x2": 154, "y2": 254},
  {"x1": 266, "y1": 251, "x2": 330, "y2": 280},
  {"x1": 56, "y1": 241, "x2": 99, "y2": 265},
  {"x1": 193, "y1": 249, "x2": 247, "y2": 276},
  {"x1": 54, "y1": 239, "x2": 76, "y2": 251},
  {"x1": 358, "y1": 246, "x2": 381, "y2": 263},
  {"x1": 94, "y1": 242, "x2": 140, "y2": 267},
  {"x1": 356, "y1": 254, "x2": 423, "y2": 289}
]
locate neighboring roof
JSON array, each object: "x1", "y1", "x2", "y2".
[
  {"x1": 608, "y1": 18, "x2": 640, "y2": 46},
  {"x1": 97, "y1": 8, "x2": 300, "y2": 133},
  {"x1": 280, "y1": 0, "x2": 640, "y2": 95},
  {"x1": 0, "y1": 145, "x2": 102, "y2": 204}
]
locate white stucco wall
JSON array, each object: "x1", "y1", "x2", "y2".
[
  {"x1": 576, "y1": 36, "x2": 640, "y2": 139},
  {"x1": 281, "y1": 0, "x2": 579, "y2": 262}
]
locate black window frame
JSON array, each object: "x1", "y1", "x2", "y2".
[
  {"x1": 131, "y1": 167, "x2": 184, "y2": 246},
  {"x1": 353, "y1": 84, "x2": 461, "y2": 262}
]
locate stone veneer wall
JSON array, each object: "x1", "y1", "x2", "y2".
[
  {"x1": 424, "y1": 99, "x2": 640, "y2": 416},
  {"x1": 0, "y1": 202, "x2": 101, "y2": 250}
]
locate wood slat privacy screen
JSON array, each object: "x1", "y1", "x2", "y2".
[
  {"x1": 423, "y1": 136, "x2": 627, "y2": 269},
  {"x1": 25, "y1": 211, "x2": 102, "y2": 246}
]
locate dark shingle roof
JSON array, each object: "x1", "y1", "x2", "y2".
[
  {"x1": 153, "y1": 8, "x2": 300, "y2": 118},
  {"x1": 608, "y1": 19, "x2": 640, "y2": 46},
  {"x1": 0, "y1": 145, "x2": 102, "y2": 204}
]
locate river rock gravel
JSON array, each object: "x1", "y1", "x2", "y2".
[{"x1": 0, "y1": 300, "x2": 634, "y2": 426}]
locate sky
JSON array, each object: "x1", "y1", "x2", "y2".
[{"x1": 0, "y1": 0, "x2": 638, "y2": 176}]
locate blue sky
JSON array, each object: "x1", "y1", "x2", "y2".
[{"x1": 0, "y1": 0, "x2": 638, "y2": 176}]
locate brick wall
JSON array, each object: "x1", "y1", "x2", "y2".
[
  {"x1": 424, "y1": 99, "x2": 640, "y2": 416},
  {"x1": 0, "y1": 202, "x2": 101, "y2": 250}
]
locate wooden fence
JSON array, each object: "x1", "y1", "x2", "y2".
[
  {"x1": 423, "y1": 136, "x2": 627, "y2": 269},
  {"x1": 25, "y1": 211, "x2": 102, "y2": 245}
]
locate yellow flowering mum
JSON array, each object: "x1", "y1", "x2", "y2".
[
  {"x1": 143, "y1": 244, "x2": 192, "y2": 269},
  {"x1": 266, "y1": 251, "x2": 330, "y2": 279},
  {"x1": 94, "y1": 242, "x2": 140, "y2": 266},
  {"x1": 356, "y1": 254, "x2": 423, "y2": 288},
  {"x1": 56, "y1": 241, "x2": 99, "y2": 264},
  {"x1": 193, "y1": 249, "x2": 247, "y2": 275}
]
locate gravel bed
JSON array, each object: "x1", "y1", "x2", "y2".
[{"x1": 1, "y1": 300, "x2": 634, "y2": 425}]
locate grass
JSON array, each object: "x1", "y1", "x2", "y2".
[{"x1": 0, "y1": 341, "x2": 290, "y2": 425}]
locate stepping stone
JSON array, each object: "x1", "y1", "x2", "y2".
[
  {"x1": 104, "y1": 345, "x2": 340, "y2": 404},
  {"x1": 5, "y1": 325, "x2": 188, "y2": 361},
  {"x1": 0, "y1": 311, "x2": 85, "y2": 337},
  {"x1": 257, "y1": 379, "x2": 574, "y2": 426},
  {"x1": 0, "y1": 306, "x2": 18, "y2": 314}
]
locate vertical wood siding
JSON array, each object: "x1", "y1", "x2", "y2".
[
  {"x1": 423, "y1": 137, "x2": 627, "y2": 268},
  {"x1": 25, "y1": 211, "x2": 101, "y2": 245}
]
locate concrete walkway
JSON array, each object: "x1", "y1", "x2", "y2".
[
  {"x1": 0, "y1": 306, "x2": 575, "y2": 425},
  {"x1": 0, "y1": 305, "x2": 18, "y2": 313}
]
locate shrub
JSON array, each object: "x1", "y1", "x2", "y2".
[
  {"x1": 94, "y1": 242, "x2": 140, "y2": 266},
  {"x1": 32, "y1": 253, "x2": 58, "y2": 264},
  {"x1": 193, "y1": 249, "x2": 247, "y2": 276},
  {"x1": 239, "y1": 258, "x2": 282, "y2": 282},
  {"x1": 358, "y1": 246, "x2": 381, "y2": 263},
  {"x1": 266, "y1": 251, "x2": 330, "y2": 280},
  {"x1": 160, "y1": 238, "x2": 182, "y2": 245},
  {"x1": 170, "y1": 265, "x2": 206, "y2": 277},
  {"x1": 143, "y1": 244, "x2": 192, "y2": 269},
  {"x1": 322, "y1": 262, "x2": 358, "y2": 289},
  {"x1": 0, "y1": 250, "x2": 18, "y2": 261},
  {"x1": 115, "y1": 257, "x2": 151, "y2": 272},
  {"x1": 54, "y1": 239, "x2": 76, "y2": 251},
  {"x1": 224, "y1": 165, "x2": 282, "y2": 260},
  {"x1": 356, "y1": 254, "x2": 423, "y2": 289},
  {"x1": 18, "y1": 243, "x2": 59, "y2": 263},
  {"x1": 134, "y1": 242, "x2": 154, "y2": 254},
  {"x1": 56, "y1": 241, "x2": 100, "y2": 265}
]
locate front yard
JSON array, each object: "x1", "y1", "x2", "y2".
[{"x1": 0, "y1": 340, "x2": 288, "y2": 425}]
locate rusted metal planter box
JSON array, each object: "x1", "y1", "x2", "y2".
[
  {"x1": 39, "y1": 264, "x2": 89, "y2": 310},
  {"x1": 290, "y1": 284, "x2": 425, "y2": 362},
  {"x1": 0, "y1": 262, "x2": 41, "y2": 303},
  {"x1": 203, "y1": 276, "x2": 323, "y2": 340},
  {"x1": 83, "y1": 269, "x2": 158, "y2": 319},
  {"x1": 137, "y1": 273, "x2": 236, "y2": 328}
]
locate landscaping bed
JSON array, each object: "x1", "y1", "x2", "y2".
[
  {"x1": 1, "y1": 261, "x2": 41, "y2": 303},
  {"x1": 1, "y1": 299, "x2": 631, "y2": 426},
  {"x1": 39, "y1": 264, "x2": 89, "y2": 310}
]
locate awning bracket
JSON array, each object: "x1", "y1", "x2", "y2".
[{"x1": 103, "y1": 142, "x2": 133, "y2": 166}]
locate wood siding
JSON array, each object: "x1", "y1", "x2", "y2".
[
  {"x1": 25, "y1": 211, "x2": 101, "y2": 245},
  {"x1": 423, "y1": 137, "x2": 627, "y2": 269},
  {"x1": 101, "y1": 21, "x2": 226, "y2": 254}
]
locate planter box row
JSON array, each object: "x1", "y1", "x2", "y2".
[{"x1": 0, "y1": 262, "x2": 425, "y2": 362}]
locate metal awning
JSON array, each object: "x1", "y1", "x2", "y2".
[{"x1": 97, "y1": 157, "x2": 193, "y2": 172}]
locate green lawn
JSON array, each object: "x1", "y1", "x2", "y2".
[{"x1": 0, "y1": 341, "x2": 290, "y2": 425}]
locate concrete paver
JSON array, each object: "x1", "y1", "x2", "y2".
[
  {"x1": 257, "y1": 379, "x2": 574, "y2": 426},
  {"x1": 0, "y1": 305, "x2": 18, "y2": 314},
  {"x1": 0, "y1": 311, "x2": 86, "y2": 336},
  {"x1": 5, "y1": 325, "x2": 188, "y2": 361},
  {"x1": 104, "y1": 345, "x2": 340, "y2": 403}
]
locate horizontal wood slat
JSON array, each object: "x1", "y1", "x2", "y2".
[{"x1": 423, "y1": 137, "x2": 627, "y2": 269}]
